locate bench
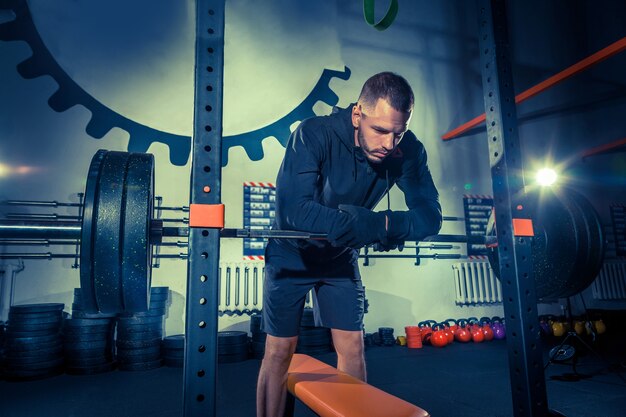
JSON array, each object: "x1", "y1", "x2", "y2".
[{"x1": 285, "y1": 353, "x2": 430, "y2": 417}]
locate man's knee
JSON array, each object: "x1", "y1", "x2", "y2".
[
  {"x1": 263, "y1": 335, "x2": 298, "y2": 365},
  {"x1": 331, "y1": 329, "x2": 364, "y2": 359}
]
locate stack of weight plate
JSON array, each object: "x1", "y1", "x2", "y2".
[
  {"x1": 162, "y1": 335, "x2": 184, "y2": 368},
  {"x1": 3, "y1": 303, "x2": 65, "y2": 380},
  {"x1": 63, "y1": 317, "x2": 116, "y2": 374},
  {"x1": 115, "y1": 287, "x2": 169, "y2": 371},
  {"x1": 296, "y1": 308, "x2": 333, "y2": 355},
  {"x1": 218, "y1": 331, "x2": 249, "y2": 363},
  {"x1": 249, "y1": 313, "x2": 265, "y2": 359},
  {"x1": 378, "y1": 327, "x2": 396, "y2": 346}
]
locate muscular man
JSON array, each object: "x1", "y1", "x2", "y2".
[{"x1": 256, "y1": 72, "x2": 442, "y2": 417}]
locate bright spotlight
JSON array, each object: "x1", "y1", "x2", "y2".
[{"x1": 536, "y1": 168, "x2": 557, "y2": 186}]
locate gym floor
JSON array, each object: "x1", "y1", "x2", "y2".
[{"x1": 1, "y1": 332, "x2": 625, "y2": 417}]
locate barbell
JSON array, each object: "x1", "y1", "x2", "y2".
[{"x1": 0, "y1": 150, "x2": 606, "y2": 313}]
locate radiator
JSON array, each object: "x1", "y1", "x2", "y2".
[
  {"x1": 452, "y1": 261, "x2": 502, "y2": 305},
  {"x1": 218, "y1": 262, "x2": 314, "y2": 316},
  {"x1": 591, "y1": 261, "x2": 626, "y2": 300}
]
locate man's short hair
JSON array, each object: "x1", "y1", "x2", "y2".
[{"x1": 358, "y1": 72, "x2": 414, "y2": 113}]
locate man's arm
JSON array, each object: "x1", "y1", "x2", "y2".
[
  {"x1": 387, "y1": 140, "x2": 442, "y2": 242},
  {"x1": 274, "y1": 121, "x2": 352, "y2": 234}
]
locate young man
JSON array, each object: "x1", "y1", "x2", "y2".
[{"x1": 256, "y1": 72, "x2": 442, "y2": 417}]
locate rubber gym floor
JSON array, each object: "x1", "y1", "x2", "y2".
[{"x1": 1, "y1": 328, "x2": 625, "y2": 417}]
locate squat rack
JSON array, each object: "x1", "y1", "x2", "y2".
[{"x1": 184, "y1": 1, "x2": 562, "y2": 416}]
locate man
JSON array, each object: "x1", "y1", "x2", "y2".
[{"x1": 256, "y1": 72, "x2": 442, "y2": 417}]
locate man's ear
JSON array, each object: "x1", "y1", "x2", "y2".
[{"x1": 351, "y1": 104, "x2": 361, "y2": 129}]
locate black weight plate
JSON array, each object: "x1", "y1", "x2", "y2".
[
  {"x1": 118, "y1": 308, "x2": 166, "y2": 318},
  {"x1": 7, "y1": 315, "x2": 63, "y2": 326},
  {"x1": 218, "y1": 331, "x2": 248, "y2": 346},
  {"x1": 4, "y1": 351, "x2": 63, "y2": 365},
  {"x1": 162, "y1": 350, "x2": 184, "y2": 359},
  {"x1": 117, "y1": 324, "x2": 163, "y2": 336},
  {"x1": 65, "y1": 356, "x2": 113, "y2": 367},
  {"x1": 161, "y1": 335, "x2": 184, "y2": 350},
  {"x1": 5, "y1": 328, "x2": 60, "y2": 338},
  {"x1": 117, "y1": 316, "x2": 163, "y2": 326},
  {"x1": 568, "y1": 191, "x2": 605, "y2": 289},
  {"x1": 4, "y1": 334, "x2": 61, "y2": 349},
  {"x1": 150, "y1": 287, "x2": 169, "y2": 294},
  {"x1": 80, "y1": 149, "x2": 108, "y2": 313},
  {"x1": 549, "y1": 344, "x2": 576, "y2": 362},
  {"x1": 7, "y1": 321, "x2": 62, "y2": 332},
  {"x1": 300, "y1": 308, "x2": 315, "y2": 327},
  {"x1": 121, "y1": 152, "x2": 154, "y2": 313},
  {"x1": 8, "y1": 310, "x2": 63, "y2": 321},
  {"x1": 295, "y1": 345, "x2": 333, "y2": 355},
  {"x1": 488, "y1": 188, "x2": 579, "y2": 299},
  {"x1": 64, "y1": 317, "x2": 113, "y2": 327},
  {"x1": 93, "y1": 151, "x2": 131, "y2": 314},
  {"x1": 118, "y1": 358, "x2": 162, "y2": 371},
  {"x1": 64, "y1": 339, "x2": 111, "y2": 350},
  {"x1": 71, "y1": 311, "x2": 118, "y2": 319},
  {"x1": 297, "y1": 334, "x2": 331, "y2": 348},
  {"x1": 63, "y1": 332, "x2": 111, "y2": 343},
  {"x1": 251, "y1": 340, "x2": 265, "y2": 352},
  {"x1": 116, "y1": 344, "x2": 161, "y2": 356},
  {"x1": 149, "y1": 294, "x2": 169, "y2": 302},
  {"x1": 217, "y1": 352, "x2": 248, "y2": 364},
  {"x1": 250, "y1": 314, "x2": 262, "y2": 333},
  {"x1": 4, "y1": 343, "x2": 62, "y2": 357},
  {"x1": 63, "y1": 326, "x2": 112, "y2": 336},
  {"x1": 218, "y1": 342, "x2": 248, "y2": 355},
  {"x1": 117, "y1": 353, "x2": 161, "y2": 364},
  {"x1": 163, "y1": 357, "x2": 184, "y2": 368},
  {"x1": 10, "y1": 303, "x2": 64, "y2": 314},
  {"x1": 300, "y1": 327, "x2": 331, "y2": 338},
  {"x1": 116, "y1": 330, "x2": 163, "y2": 341},
  {"x1": 65, "y1": 349, "x2": 113, "y2": 362},
  {"x1": 116, "y1": 337, "x2": 162, "y2": 349},
  {"x1": 5, "y1": 357, "x2": 64, "y2": 371},
  {"x1": 66, "y1": 361, "x2": 116, "y2": 375},
  {"x1": 252, "y1": 332, "x2": 267, "y2": 343}
]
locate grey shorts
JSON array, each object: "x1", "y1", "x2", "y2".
[{"x1": 261, "y1": 247, "x2": 365, "y2": 337}]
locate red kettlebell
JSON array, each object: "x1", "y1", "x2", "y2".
[
  {"x1": 442, "y1": 320, "x2": 455, "y2": 344},
  {"x1": 418, "y1": 321, "x2": 433, "y2": 344},
  {"x1": 445, "y1": 318, "x2": 458, "y2": 334},
  {"x1": 468, "y1": 318, "x2": 484, "y2": 343},
  {"x1": 454, "y1": 319, "x2": 472, "y2": 343},
  {"x1": 480, "y1": 317, "x2": 494, "y2": 341},
  {"x1": 430, "y1": 323, "x2": 449, "y2": 348}
]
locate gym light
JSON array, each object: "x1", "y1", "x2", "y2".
[{"x1": 535, "y1": 168, "x2": 558, "y2": 186}]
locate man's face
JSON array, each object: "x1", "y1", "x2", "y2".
[{"x1": 352, "y1": 98, "x2": 412, "y2": 164}]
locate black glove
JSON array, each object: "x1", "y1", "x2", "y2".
[
  {"x1": 372, "y1": 240, "x2": 405, "y2": 252},
  {"x1": 327, "y1": 204, "x2": 388, "y2": 249}
]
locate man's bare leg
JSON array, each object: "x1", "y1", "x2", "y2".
[
  {"x1": 256, "y1": 335, "x2": 298, "y2": 417},
  {"x1": 331, "y1": 328, "x2": 366, "y2": 381}
]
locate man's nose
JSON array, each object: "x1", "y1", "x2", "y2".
[{"x1": 381, "y1": 134, "x2": 395, "y2": 151}]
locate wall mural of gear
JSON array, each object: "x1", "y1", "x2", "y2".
[{"x1": 0, "y1": 0, "x2": 351, "y2": 167}]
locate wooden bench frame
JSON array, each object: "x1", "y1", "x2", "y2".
[{"x1": 284, "y1": 353, "x2": 429, "y2": 417}]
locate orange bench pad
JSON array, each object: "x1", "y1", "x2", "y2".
[{"x1": 287, "y1": 354, "x2": 429, "y2": 417}]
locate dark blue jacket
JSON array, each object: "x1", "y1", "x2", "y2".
[{"x1": 267, "y1": 105, "x2": 442, "y2": 269}]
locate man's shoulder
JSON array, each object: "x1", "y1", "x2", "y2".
[{"x1": 398, "y1": 131, "x2": 425, "y2": 157}]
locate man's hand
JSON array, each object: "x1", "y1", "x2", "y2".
[
  {"x1": 372, "y1": 241, "x2": 405, "y2": 252},
  {"x1": 327, "y1": 204, "x2": 387, "y2": 249}
]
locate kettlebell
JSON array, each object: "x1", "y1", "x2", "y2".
[
  {"x1": 492, "y1": 317, "x2": 506, "y2": 340},
  {"x1": 551, "y1": 320, "x2": 566, "y2": 337},
  {"x1": 574, "y1": 320, "x2": 585, "y2": 336},
  {"x1": 454, "y1": 319, "x2": 472, "y2": 343},
  {"x1": 418, "y1": 321, "x2": 433, "y2": 344},
  {"x1": 593, "y1": 319, "x2": 606, "y2": 334},
  {"x1": 480, "y1": 317, "x2": 494, "y2": 341},
  {"x1": 430, "y1": 323, "x2": 449, "y2": 348}
]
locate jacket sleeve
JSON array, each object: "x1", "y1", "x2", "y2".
[
  {"x1": 274, "y1": 121, "x2": 352, "y2": 234},
  {"x1": 386, "y1": 141, "x2": 442, "y2": 241}
]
